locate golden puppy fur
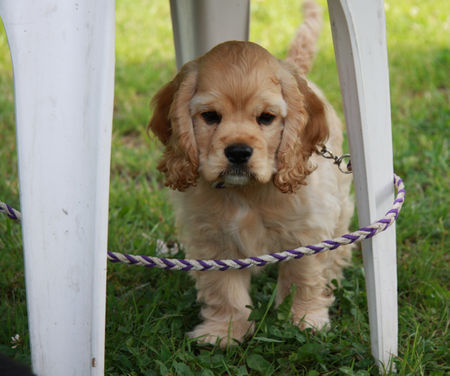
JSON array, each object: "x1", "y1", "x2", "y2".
[{"x1": 148, "y1": 1, "x2": 353, "y2": 347}]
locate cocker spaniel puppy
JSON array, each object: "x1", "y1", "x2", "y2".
[{"x1": 148, "y1": 1, "x2": 353, "y2": 347}]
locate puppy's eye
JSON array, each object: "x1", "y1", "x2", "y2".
[
  {"x1": 257, "y1": 112, "x2": 276, "y2": 126},
  {"x1": 201, "y1": 111, "x2": 222, "y2": 125}
]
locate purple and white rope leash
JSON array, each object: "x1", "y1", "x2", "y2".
[{"x1": 1, "y1": 174, "x2": 405, "y2": 271}]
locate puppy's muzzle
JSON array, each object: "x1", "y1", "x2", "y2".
[
  {"x1": 224, "y1": 143, "x2": 253, "y2": 165},
  {"x1": 219, "y1": 143, "x2": 254, "y2": 186}
]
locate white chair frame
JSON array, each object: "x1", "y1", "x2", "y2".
[{"x1": 0, "y1": 0, "x2": 397, "y2": 374}]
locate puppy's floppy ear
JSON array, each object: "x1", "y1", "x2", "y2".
[
  {"x1": 148, "y1": 78, "x2": 178, "y2": 145},
  {"x1": 148, "y1": 61, "x2": 199, "y2": 191},
  {"x1": 274, "y1": 61, "x2": 329, "y2": 193}
]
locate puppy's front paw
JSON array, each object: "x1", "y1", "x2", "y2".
[
  {"x1": 294, "y1": 308, "x2": 331, "y2": 331},
  {"x1": 188, "y1": 318, "x2": 254, "y2": 347}
]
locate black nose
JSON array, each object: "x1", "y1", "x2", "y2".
[{"x1": 224, "y1": 143, "x2": 253, "y2": 164}]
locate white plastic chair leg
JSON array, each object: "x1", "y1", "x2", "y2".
[
  {"x1": 0, "y1": 1, "x2": 115, "y2": 375},
  {"x1": 169, "y1": 0, "x2": 250, "y2": 69},
  {"x1": 328, "y1": 0, "x2": 398, "y2": 368}
]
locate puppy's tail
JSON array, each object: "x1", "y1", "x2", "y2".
[{"x1": 286, "y1": 0, "x2": 323, "y2": 75}]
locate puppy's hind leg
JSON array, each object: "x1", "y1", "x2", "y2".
[
  {"x1": 326, "y1": 195, "x2": 354, "y2": 286},
  {"x1": 189, "y1": 269, "x2": 254, "y2": 347},
  {"x1": 277, "y1": 252, "x2": 334, "y2": 331}
]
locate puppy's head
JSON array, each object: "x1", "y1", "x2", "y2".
[{"x1": 148, "y1": 41, "x2": 328, "y2": 192}]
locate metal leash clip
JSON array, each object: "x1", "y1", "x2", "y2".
[{"x1": 316, "y1": 145, "x2": 352, "y2": 174}]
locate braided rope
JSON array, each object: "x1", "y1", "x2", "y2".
[
  {"x1": 0, "y1": 201, "x2": 21, "y2": 221},
  {"x1": 1, "y1": 174, "x2": 405, "y2": 271}
]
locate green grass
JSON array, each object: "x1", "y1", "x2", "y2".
[{"x1": 1, "y1": 0, "x2": 449, "y2": 374}]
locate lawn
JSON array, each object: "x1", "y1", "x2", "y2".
[{"x1": 0, "y1": 0, "x2": 448, "y2": 375}]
